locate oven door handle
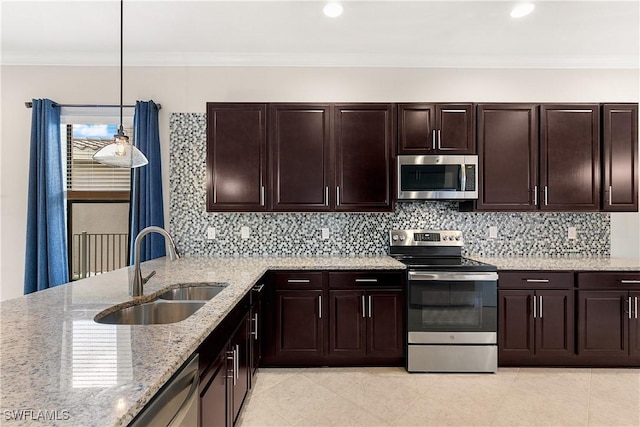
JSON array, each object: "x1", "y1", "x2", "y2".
[{"x1": 408, "y1": 271, "x2": 499, "y2": 282}]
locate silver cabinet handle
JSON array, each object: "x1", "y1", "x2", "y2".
[
  {"x1": 325, "y1": 186, "x2": 329, "y2": 206},
  {"x1": 526, "y1": 279, "x2": 549, "y2": 283},
  {"x1": 260, "y1": 186, "x2": 265, "y2": 206},
  {"x1": 629, "y1": 297, "x2": 633, "y2": 320},
  {"x1": 368, "y1": 295, "x2": 372, "y2": 318},
  {"x1": 432, "y1": 129, "x2": 436, "y2": 150},
  {"x1": 252, "y1": 313, "x2": 259, "y2": 340},
  {"x1": 532, "y1": 295, "x2": 537, "y2": 319},
  {"x1": 227, "y1": 350, "x2": 235, "y2": 382},
  {"x1": 253, "y1": 284, "x2": 265, "y2": 292},
  {"x1": 318, "y1": 295, "x2": 322, "y2": 319},
  {"x1": 336, "y1": 186, "x2": 340, "y2": 206},
  {"x1": 544, "y1": 186, "x2": 548, "y2": 206},
  {"x1": 635, "y1": 297, "x2": 638, "y2": 320},
  {"x1": 621, "y1": 280, "x2": 640, "y2": 284},
  {"x1": 355, "y1": 278, "x2": 378, "y2": 283},
  {"x1": 609, "y1": 185, "x2": 613, "y2": 206},
  {"x1": 539, "y1": 295, "x2": 543, "y2": 319},
  {"x1": 437, "y1": 129, "x2": 441, "y2": 150},
  {"x1": 533, "y1": 185, "x2": 538, "y2": 206},
  {"x1": 288, "y1": 279, "x2": 310, "y2": 283},
  {"x1": 235, "y1": 344, "x2": 239, "y2": 384},
  {"x1": 362, "y1": 295, "x2": 366, "y2": 318}
]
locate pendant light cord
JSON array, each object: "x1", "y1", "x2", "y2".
[{"x1": 119, "y1": 0, "x2": 124, "y2": 134}]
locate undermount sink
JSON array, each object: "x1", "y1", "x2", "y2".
[
  {"x1": 95, "y1": 300, "x2": 205, "y2": 325},
  {"x1": 158, "y1": 284, "x2": 227, "y2": 301}
]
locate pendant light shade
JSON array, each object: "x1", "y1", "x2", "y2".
[
  {"x1": 93, "y1": 127, "x2": 148, "y2": 168},
  {"x1": 92, "y1": 0, "x2": 148, "y2": 169}
]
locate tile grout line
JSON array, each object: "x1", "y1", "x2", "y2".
[
  {"x1": 585, "y1": 368, "x2": 592, "y2": 427},
  {"x1": 485, "y1": 367, "x2": 521, "y2": 427}
]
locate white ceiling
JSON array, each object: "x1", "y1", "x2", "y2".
[{"x1": 1, "y1": 0, "x2": 639, "y2": 68}]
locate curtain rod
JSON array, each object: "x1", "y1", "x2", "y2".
[{"x1": 24, "y1": 102, "x2": 161, "y2": 110}]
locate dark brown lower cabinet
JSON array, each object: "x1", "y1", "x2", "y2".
[
  {"x1": 272, "y1": 289, "x2": 325, "y2": 365},
  {"x1": 200, "y1": 350, "x2": 228, "y2": 427},
  {"x1": 229, "y1": 314, "x2": 250, "y2": 424},
  {"x1": 499, "y1": 289, "x2": 574, "y2": 365}
]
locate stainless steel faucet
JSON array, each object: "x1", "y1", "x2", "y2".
[{"x1": 131, "y1": 226, "x2": 180, "y2": 296}]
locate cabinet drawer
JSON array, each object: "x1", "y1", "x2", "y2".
[
  {"x1": 577, "y1": 272, "x2": 640, "y2": 289},
  {"x1": 498, "y1": 271, "x2": 574, "y2": 289},
  {"x1": 273, "y1": 271, "x2": 324, "y2": 289},
  {"x1": 329, "y1": 271, "x2": 404, "y2": 289}
]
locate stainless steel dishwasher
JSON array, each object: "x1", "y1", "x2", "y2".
[{"x1": 129, "y1": 354, "x2": 199, "y2": 427}]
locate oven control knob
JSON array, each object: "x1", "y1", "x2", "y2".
[
  {"x1": 443, "y1": 236, "x2": 449, "y2": 241},
  {"x1": 454, "y1": 236, "x2": 461, "y2": 241},
  {"x1": 399, "y1": 235, "x2": 405, "y2": 241},
  {"x1": 392, "y1": 235, "x2": 399, "y2": 241}
]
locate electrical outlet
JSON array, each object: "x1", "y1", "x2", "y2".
[
  {"x1": 207, "y1": 227, "x2": 216, "y2": 240},
  {"x1": 241, "y1": 226, "x2": 250, "y2": 239},
  {"x1": 321, "y1": 228, "x2": 330, "y2": 240},
  {"x1": 568, "y1": 227, "x2": 577, "y2": 240},
  {"x1": 489, "y1": 226, "x2": 498, "y2": 239}
]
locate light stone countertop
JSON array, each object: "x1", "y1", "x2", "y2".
[
  {"x1": 0, "y1": 256, "x2": 404, "y2": 427},
  {"x1": 471, "y1": 256, "x2": 640, "y2": 271}
]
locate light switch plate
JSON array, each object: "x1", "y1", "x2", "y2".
[
  {"x1": 207, "y1": 227, "x2": 216, "y2": 240},
  {"x1": 241, "y1": 226, "x2": 250, "y2": 239},
  {"x1": 321, "y1": 228, "x2": 330, "y2": 240},
  {"x1": 489, "y1": 226, "x2": 498, "y2": 239},
  {"x1": 568, "y1": 227, "x2": 577, "y2": 239}
]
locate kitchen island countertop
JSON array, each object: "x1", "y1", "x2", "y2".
[{"x1": 0, "y1": 256, "x2": 403, "y2": 427}]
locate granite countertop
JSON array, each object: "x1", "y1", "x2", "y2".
[
  {"x1": 471, "y1": 256, "x2": 640, "y2": 271},
  {"x1": 0, "y1": 256, "x2": 404, "y2": 427}
]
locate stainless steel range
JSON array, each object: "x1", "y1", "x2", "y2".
[{"x1": 389, "y1": 229, "x2": 498, "y2": 373}]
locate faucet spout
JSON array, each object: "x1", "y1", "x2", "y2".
[{"x1": 131, "y1": 226, "x2": 180, "y2": 297}]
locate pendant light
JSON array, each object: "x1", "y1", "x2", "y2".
[{"x1": 93, "y1": 0, "x2": 148, "y2": 168}]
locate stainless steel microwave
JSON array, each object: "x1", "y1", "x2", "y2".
[{"x1": 397, "y1": 155, "x2": 478, "y2": 200}]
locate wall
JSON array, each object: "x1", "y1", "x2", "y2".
[{"x1": 1, "y1": 65, "x2": 638, "y2": 300}]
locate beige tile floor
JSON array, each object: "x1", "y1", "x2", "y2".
[{"x1": 237, "y1": 367, "x2": 640, "y2": 427}]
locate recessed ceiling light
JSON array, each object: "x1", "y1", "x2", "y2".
[
  {"x1": 323, "y1": 2, "x2": 343, "y2": 18},
  {"x1": 510, "y1": 3, "x2": 535, "y2": 18}
]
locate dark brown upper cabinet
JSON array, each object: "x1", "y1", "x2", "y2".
[
  {"x1": 269, "y1": 104, "x2": 332, "y2": 211},
  {"x1": 206, "y1": 103, "x2": 268, "y2": 211},
  {"x1": 334, "y1": 104, "x2": 395, "y2": 211},
  {"x1": 602, "y1": 104, "x2": 638, "y2": 212},
  {"x1": 540, "y1": 104, "x2": 601, "y2": 211},
  {"x1": 477, "y1": 104, "x2": 539, "y2": 211},
  {"x1": 397, "y1": 103, "x2": 475, "y2": 154}
]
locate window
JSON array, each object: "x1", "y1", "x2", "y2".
[{"x1": 61, "y1": 108, "x2": 134, "y2": 280}]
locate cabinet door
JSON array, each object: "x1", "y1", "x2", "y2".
[
  {"x1": 630, "y1": 292, "x2": 640, "y2": 358},
  {"x1": 540, "y1": 104, "x2": 600, "y2": 211},
  {"x1": 498, "y1": 290, "x2": 535, "y2": 363},
  {"x1": 435, "y1": 104, "x2": 475, "y2": 153},
  {"x1": 602, "y1": 104, "x2": 638, "y2": 212},
  {"x1": 269, "y1": 104, "x2": 332, "y2": 211},
  {"x1": 206, "y1": 103, "x2": 267, "y2": 211},
  {"x1": 535, "y1": 290, "x2": 574, "y2": 359},
  {"x1": 200, "y1": 350, "x2": 229, "y2": 427},
  {"x1": 334, "y1": 104, "x2": 394, "y2": 211},
  {"x1": 476, "y1": 104, "x2": 538, "y2": 210},
  {"x1": 367, "y1": 290, "x2": 404, "y2": 358},
  {"x1": 397, "y1": 104, "x2": 436, "y2": 154},
  {"x1": 329, "y1": 290, "x2": 366, "y2": 359},
  {"x1": 274, "y1": 289, "x2": 324, "y2": 364},
  {"x1": 229, "y1": 313, "x2": 250, "y2": 424},
  {"x1": 577, "y1": 290, "x2": 628, "y2": 357}
]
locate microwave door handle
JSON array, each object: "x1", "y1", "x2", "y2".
[{"x1": 459, "y1": 164, "x2": 466, "y2": 192}]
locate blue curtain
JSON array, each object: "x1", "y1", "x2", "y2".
[
  {"x1": 129, "y1": 100, "x2": 165, "y2": 264},
  {"x1": 24, "y1": 99, "x2": 69, "y2": 294}
]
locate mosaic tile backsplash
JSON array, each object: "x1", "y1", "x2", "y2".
[{"x1": 169, "y1": 113, "x2": 610, "y2": 257}]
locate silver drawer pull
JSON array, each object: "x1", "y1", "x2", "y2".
[
  {"x1": 525, "y1": 279, "x2": 550, "y2": 283},
  {"x1": 287, "y1": 279, "x2": 310, "y2": 283},
  {"x1": 621, "y1": 280, "x2": 640, "y2": 284},
  {"x1": 355, "y1": 278, "x2": 378, "y2": 283}
]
